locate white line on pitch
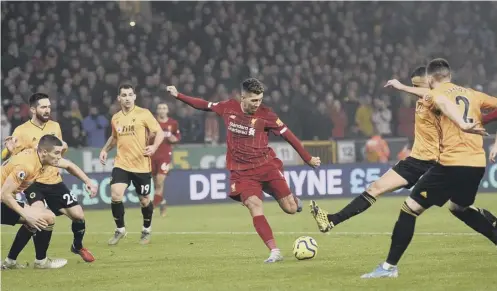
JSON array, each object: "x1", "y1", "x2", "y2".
[{"x1": 0, "y1": 231, "x2": 479, "y2": 236}]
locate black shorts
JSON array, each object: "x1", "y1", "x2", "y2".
[
  {"x1": 392, "y1": 157, "x2": 437, "y2": 189},
  {"x1": 24, "y1": 182, "x2": 78, "y2": 216},
  {"x1": 410, "y1": 164, "x2": 486, "y2": 209},
  {"x1": 1, "y1": 201, "x2": 24, "y2": 226},
  {"x1": 110, "y1": 167, "x2": 152, "y2": 196}
]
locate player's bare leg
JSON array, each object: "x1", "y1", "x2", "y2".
[
  {"x1": 3, "y1": 202, "x2": 67, "y2": 269},
  {"x1": 277, "y1": 194, "x2": 299, "y2": 214},
  {"x1": 109, "y1": 183, "x2": 128, "y2": 245},
  {"x1": 243, "y1": 196, "x2": 283, "y2": 263},
  {"x1": 139, "y1": 195, "x2": 153, "y2": 245},
  {"x1": 153, "y1": 173, "x2": 167, "y2": 217},
  {"x1": 60, "y1": 205, "x2": 95, "y2": 262},
  {"x1": 310, "y1": 169, "x2": 406, "y2": 232}
]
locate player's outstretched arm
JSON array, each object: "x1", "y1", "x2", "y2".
[
  {"x1": 55, "y1": 159, "x2": 98, "y2": 197},
  {"x1": 384, "y1": 79, "x2": 429, "y2": 98},
  {"x1": 280, "y1": 129, "x2": 320, "y2": 168},
  {"x1": 166, "y1": 86, "x2": 212, "y2": 111},
  {"x1": 434, "y1": 94, "x2": 488, "y2": 136}
]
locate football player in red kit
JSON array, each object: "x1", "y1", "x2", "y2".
[
  {"x1": 166, "y1": 78, "x2": 320, "y2": 263},
  {"x1": 151, "y1": 103, "x2": 181, "y2": 216}
]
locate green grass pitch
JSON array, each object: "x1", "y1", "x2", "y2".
[{"x1": 2, "y1": 194, "x2": 496, "y2": 291}]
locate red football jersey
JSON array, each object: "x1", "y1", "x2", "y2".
[
  {"x1": 208, "y1": 99, "x2": 288, "y2": 171},
  {"x1": 152, "y1": 118, "x2": 181, "y2": 159}
]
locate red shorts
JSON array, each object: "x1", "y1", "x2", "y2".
[
  {"x1": 229, "y1": 158, "x2": 292, "y2": 203},
  {"x1": 151, "y1": 156, "x2": 171, "y2": 176}
]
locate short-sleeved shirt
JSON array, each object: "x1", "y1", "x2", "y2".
[
  {"x1": 11, "y1": 120, "x2": 63, "y2": 184},
  {"x1": 425, "y1": 82, "x2": 497, "y2": 167},
  {"x1": 111, "y1": 106, "x2": 162, "y2": 173},
  {"x1": 208, "y1": 99, "x2": 287, "y2": 171},
  {"x1": 1, "y1": 148, "x2": 44, "y2": 194}
]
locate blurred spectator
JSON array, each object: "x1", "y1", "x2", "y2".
[
  {"x1": 1, "y1": 107, "x2": 12, "y2": 138},
  {"x1": 82, "y1": 105, "x2": 109, "y2": 148},
  {"x1": 59, "y1": 107, "x2": 84, "y2": 142},
  {"x1": 66, "y1": 125, "x2": 86, "y2": 148},
  {"x1": 365, "y1": 133, "x2": 390, "y2": 163},
  {"x1": 330, "y1": 100, "x2": 348, "y2": 139},
  {"x1": 7, "y1": 95, "x2": 30, "y2": 121},
  {"x1": 204, "y1": 112, "x2": 220, "y2": 144},
  {"x1": 372, "y1": 98, "x2": 392, "y2": 137},
  {"x1": 9, "y1": 106, "x2": 26, "y2": 131},
  {"x1": 355, "y1": 96, "x2": 374, "y2": 137},
  {"x1": 397, "y1": 95, "x2": 415, "y2": 138},
  {"x1": 2, "y1": 1, "x2": 497, "y2": 144},
  {"x1": 397, "y1": 138, "x2": 414, "y2": 161},
  {"x1": 70, "y1": 100, "x2": 84, "y2": 121}
]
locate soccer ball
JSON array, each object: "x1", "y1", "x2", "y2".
[{"x1": 292, "y1": 236, "x2": 318, "y2": 260}]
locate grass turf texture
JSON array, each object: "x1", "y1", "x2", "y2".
[{"x1": 2, "y1": 194, "x2": 496, "y2": 291}]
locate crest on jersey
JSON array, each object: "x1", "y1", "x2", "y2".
[
  {"x1": 32, "y1": 137, "x2": 37, "y2": 141},
  {"x1": 229, "y1": 115, "x2": 236, "y2": 119},
  {"x1": 17, "y1": 171, "x2": 26, "y2": 180},
  {"x1": 132, "y1": 119, "x2": 136, "y2": 123},
  {"x1": 250, "y1": 118, "x2": 257, "y2": 127},
  {"x1": 29, "y1": 192, "x2": 36, "y2": 199},
  {"x1": 276, "y1": 118, "x2": 283, "y2": 126}
]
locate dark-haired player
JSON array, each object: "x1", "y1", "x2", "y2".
[
  {"x1": 151, "y1": 103, "x2": 181, "y2": 217},
  {"x1": 310, "y1": 67, "x2": 441, "y2": 232},
  {"x1": 362, "y1": 58, "x2": 497, "y2": 278},
  {"x1": 2, "y1": 93, "x2": 97, "y2": 268},
  {"x1": 99, "y1": 84, "x2": 164, "y2": 245},
  {"x1": 2, "y1": 134, "x2": 97, "y2": 269},
  {"x1": 166, "y1": 78, "x2": 321, "y2": 263}
]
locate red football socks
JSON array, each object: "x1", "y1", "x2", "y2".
[
  {"x1": 253, "y1": 215, "x2": 277, "y2": 250},
  {"x1": 153, "y1": 195, "x2": 163, "y2": 207}
]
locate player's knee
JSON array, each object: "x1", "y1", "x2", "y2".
[
  {"x1": 67, "y1": 207, "x2": 85, "y2": 221},
  {"x1": 139, "y1": 195, "x2": 151, "y2": 207},
  {"x1": 366, "y1": 181, "x2": 383, "y2": 197},
  {"x1": 405, "y1": 197, "x2": 426, "y2": 215},
  {"x1": 243, "y1": 196, "x2": 262, "y2": 211},
  {"x1": 448, "y1": 201, "x2": 467, "y2": 212},
  {"x1": 31, "y1": 200, "x2": 46, "y2": 209},
  {"x1": 110, "y1": 188, "x2": 125, "y2": 202},
  {"x1": 43, "y1": 210, "x2": 56, "y2": 225}
]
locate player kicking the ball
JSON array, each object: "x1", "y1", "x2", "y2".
[
  {"x1": 310, "y1": 66, "x2": 497, "y2": 233},
  {"x1": 362, "y1": 58, "x2": 497, "y2": 278},
  {"x1": 167, "y1": 78, "x2": 320, "y2": 263}
]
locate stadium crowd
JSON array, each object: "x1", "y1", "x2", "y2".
[{"x1": 2, "y1": 1, "x2": 497, "y2": 146}]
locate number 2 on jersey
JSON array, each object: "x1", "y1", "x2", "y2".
[{"x1": 455, "y1": 96, "x2": 474, "y2": 123}]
